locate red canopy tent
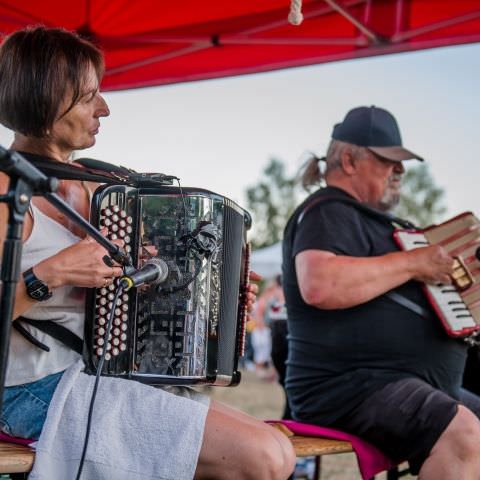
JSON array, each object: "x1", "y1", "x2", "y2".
[{"x1": 0, "y1": 0, "x2": 480, "y2": 91}]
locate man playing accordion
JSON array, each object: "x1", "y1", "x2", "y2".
[{"x1": 282, "y1": 105, "x2": 480, "y2": 479}]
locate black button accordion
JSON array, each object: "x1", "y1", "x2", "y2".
[{"x1": 83, "y1": 184, "x2": 251, "y2": 386}]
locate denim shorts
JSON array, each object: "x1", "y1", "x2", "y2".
[{"x1": 1, "y1": 371, "x2": 64, "y2": 440}]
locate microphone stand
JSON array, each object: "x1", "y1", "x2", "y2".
[{"x1": 0, "y1": 146, "x2": 131, "y2": 411}]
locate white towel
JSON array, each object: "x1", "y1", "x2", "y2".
[{"x1": 30, "y1": 359, "x2": 209, "y2": 480}]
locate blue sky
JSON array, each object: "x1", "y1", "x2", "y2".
[{"x1": 1, "y1": 42, "x2": 478, "y2": 219}]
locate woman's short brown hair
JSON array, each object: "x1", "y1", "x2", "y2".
[{"x1": 0, "y1": 26, "x2": 105, "y2": 137}]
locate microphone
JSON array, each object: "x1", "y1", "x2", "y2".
[{"x1": 120, "y1": 258, "x2": 169, "y2": 291}]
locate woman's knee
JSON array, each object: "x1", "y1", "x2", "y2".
[
  {"x1": 247, "y1": 426, "x2": 296, "y2": 480},
  {"x1": 197, "y1": 405, "x2": 295, "y2": 480}
]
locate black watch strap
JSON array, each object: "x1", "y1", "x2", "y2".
[{"x1": 23, "y1": 267, "x2": 53, "y2": 301}]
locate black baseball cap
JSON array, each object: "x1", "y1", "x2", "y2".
[{"x1": 331, "y1": 106, "x2": 424, "y2": 162}]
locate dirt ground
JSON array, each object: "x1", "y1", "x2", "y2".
[{"x1": 201, "y1": 369, "x2": 415, "y2": 480}]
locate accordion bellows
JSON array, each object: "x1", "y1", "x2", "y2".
[{"x1": 84, "y1": 184, "x2": 251, "y2": 386}]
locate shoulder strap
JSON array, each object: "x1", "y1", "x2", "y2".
[
  {"x1": 384, "y1": 291, "x2": 433, "y2": 319},
  {"x1": 297, "y1": 195, "x2": 417, "y2": 230},
  {"x1": 13, "y1": 317, "x2": 83, "y2": 355},
  {"x1": 12, "y1": 320, "x2": 50, "y2": 351},
  {"x1": 16, "y1": 152, "x2": 133, "y2": 184}
]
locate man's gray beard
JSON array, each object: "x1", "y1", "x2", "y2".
[
  {"x1": 378, "y1": 190, "x2": 400, "y2": 211},
  {"x1": 378, "y1": 177, "x2": 402, "y2": 211}
]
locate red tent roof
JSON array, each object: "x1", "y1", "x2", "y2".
[{"x1": 1, "y1": 0, "x2": 480, "y2": 91}]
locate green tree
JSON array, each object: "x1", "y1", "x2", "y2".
[
  {"x1": 244, "y1": 158, "x2": 304, "y2": 249},
  {"x1": 394, "y1": 163, "x2": 447, "y2": 228}
]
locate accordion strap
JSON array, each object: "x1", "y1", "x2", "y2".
[
  {"x1": 13, "y1": 317, "x2": 83, "y2": 355},
  {"x1": 384, "y1": 291, "x2": 433, "y2": 319},
  {"x1": 297, "y1": 195, "x2": 417, "y2": 230},
  {"x1": 15, "y1": 151, "x2": 133, "y2": 184}
]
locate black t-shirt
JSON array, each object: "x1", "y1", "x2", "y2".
[{"x1": 282, "y1": 186, "x2": 467, "y2": 425}]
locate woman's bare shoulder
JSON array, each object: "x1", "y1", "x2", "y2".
[{"x1": 0, "y1": 172, "x2": 10, "y2": 194}]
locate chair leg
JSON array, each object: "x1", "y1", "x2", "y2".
[
  {"x1": 387, "y1": 468, "x2": 400, "y2": 480},
  {"x1": 314, "y1": 456, "x2": 321, "y2": 479},
  {"x1": 389, "y1": 465, "x2": 411, "y2": 479}
]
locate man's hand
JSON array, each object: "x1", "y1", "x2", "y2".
[{"x1": 408, "y1": 245, "x2": 454, "y2": 285}]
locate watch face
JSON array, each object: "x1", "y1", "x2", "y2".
[{"x1": 28, "y1": 280, "x2": 51, "y2": 301}]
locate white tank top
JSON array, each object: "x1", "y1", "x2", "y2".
[{"x1": 5, "y1": 204, "x2": 85, "y2": 386}]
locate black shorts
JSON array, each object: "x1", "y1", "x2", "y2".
[{"x1": 333, "y1": 377, "x2": 459, "y2": 474}]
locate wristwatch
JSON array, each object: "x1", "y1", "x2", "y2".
[{"x1": 23, "y1": 267, "x2": 53, "y2": 301}]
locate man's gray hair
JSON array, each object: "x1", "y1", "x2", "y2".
[{"x1": 299, "y1": 140, "x2": 367, "y2": 190}]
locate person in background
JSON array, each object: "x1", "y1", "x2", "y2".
[
  {"x1": 0, "y1": 26, "x2": 296, "y2": 480},
  {"x1": 255, "y1": 275, "x2": 290, "y2": 418},
  {"x1": 282, "y1": 106, "x2": 480, "y2": 479},
  {"x1": 250, "y1": 311, "x2": 273, "y2": 376}
]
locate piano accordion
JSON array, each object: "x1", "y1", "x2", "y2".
[
  {"x1": 394, "y1": 212, "x2": 480, "y2": 339},
  {"x1": 83, "y1": 184, "x2": 251, "y2": 386}
]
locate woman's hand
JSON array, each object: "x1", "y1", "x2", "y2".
[
  {"x1": 34, "y1": 233, "x2": 124, "y2": 289},
  {"x1": 245, "y1": 271, "x2": 262, "y2": 321}
]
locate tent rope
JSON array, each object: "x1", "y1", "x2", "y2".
[{"x1": 288, "y1": 0, "x2": 304, "y2": 25}]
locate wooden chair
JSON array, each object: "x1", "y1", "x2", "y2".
[
  {"x1": 0, "y1": 441, "x2": 34, "y2": 479},
  {"x1": 270, "y1": 422, "x2": 409, "y2": 480},
  {"x1": 0, "y1": 430, "x2": 410, "y2": 480}
]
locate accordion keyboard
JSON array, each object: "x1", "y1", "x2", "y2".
[
  {"x1": 395, "y1": 231, "x2": 476, "y2": 333},
  {"x1": 93, "y1": 205, "x2": 134, "y2": 361}
]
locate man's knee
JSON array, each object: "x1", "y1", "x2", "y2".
[{"x1": 432, "y1": 405, "x2": 480, "y2": 461}]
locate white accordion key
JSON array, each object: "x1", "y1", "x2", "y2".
[{"x1": 395, "y1": 229, "x2": 476, "y2": 335}]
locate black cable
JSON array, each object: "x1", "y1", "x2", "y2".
[
  {"x1": 75, "y1": 283, "x2": 124, "y2": 480},
  {"x1": 175, "y1": 178, "x2": 188, "y2": 235}
]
